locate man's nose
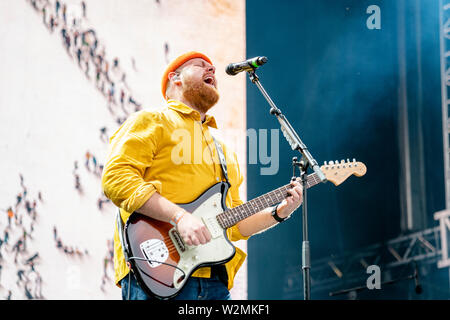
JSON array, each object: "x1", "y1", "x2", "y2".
[{"x1": 207, "y1": 65, "x2": 215, "y2": 74}]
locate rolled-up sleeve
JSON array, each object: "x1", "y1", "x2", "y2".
[{"x1": 101, "y1": 111, "x2": 163, "y2": 213}]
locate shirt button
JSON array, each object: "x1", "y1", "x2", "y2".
[{"x1": 216, "y1": 177, "x2": 220, "y2": 181}]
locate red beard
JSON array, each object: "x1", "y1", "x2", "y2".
[{"x1": 182, "y1": 79, "x2": 220, "y2": 114}]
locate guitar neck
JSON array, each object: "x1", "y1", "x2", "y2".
[{"x1": 217, "y1": 173, "x2": 322, "y2": 229}]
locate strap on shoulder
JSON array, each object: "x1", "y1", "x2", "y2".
[{"x1": 212, "y1": 136, "x2": 229, "y2": 184}]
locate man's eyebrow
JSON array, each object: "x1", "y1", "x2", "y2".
[{"x1": 194, "y1": 60, "x2": 207, "y2": 67}]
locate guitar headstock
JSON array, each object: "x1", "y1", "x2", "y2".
[{"x1": 321, "y1": 159, "x2": 367, "y2": 186}]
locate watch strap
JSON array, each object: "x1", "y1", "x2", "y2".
[{"x1": 271, "y1": 204, "x2": 286, "y2": 223}]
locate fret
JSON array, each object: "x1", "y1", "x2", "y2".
[
  {"x1": 275, "y1": 186, "x2": 288, "y2": 203},
  {"x1": 266, "y1": 189, "x2": 279, "y2": 205},
  {"x1": 241, "y1": 205, "x2": 248, "y2": 220},
  {"x1": 242, "y1": 203, "x2": 251, "y2": 220},
  {"x1": 258, "y1": 196, "x2": 267, "y2": 209},
  {"x1": 217, "y1": 212, "x2": 226, "y2": 228},
  {"x1": 256, "y1": 197, "x2": 264, "y2": 211},
  {"x1": 231, "y1": 210, "x2": 237, "y2": 225},
  {"x1": 227, "y1": 211, "x2": 234, "y2": 226},
  {"x1": 216, "y1": 213, "x2": 224, "y2": 228},
  {"x1": 229, "y1": 208, "x2": 236, "y2": 223},
  {"x1": 263, "y1": 193, "x2": 272, "y2": 206},
  {"x1": 273, "y1": 188, "x2": 284, "y2": 204},
  {"x1": 258, "y1": 195, "x2": 269, "y2": 210},
  {"x1": 233, "y1": 207, "x2": 240, "y2": 224},
  {"x1": 258, "y1": 197, "x2": 266, "y2": 210},
  {"x1": 308, "y1": 173, "x2": 319, "y2": 188},
  {"x1": 280, "y1": 185, "x2": 289, "y2": 200},
  {"x1": 268, "y1": 192, "x2": 275, "y2": 205},
  {"x1": 252, "y1": 198, "x2": 261, "y2": 213},
  {"x1": 249, "y1": 201, "x2": 257, "y2": 211},
  {"x1": 233, "y1": 207, "x2": 240, "y2": 222}
]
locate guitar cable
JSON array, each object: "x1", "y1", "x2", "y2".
[
  {"x1": 126, "y1": 256, "x2": 187, "y2": 300},
  {"x1": 118, "y1": 211, "x2": 187, "y2": 299}
]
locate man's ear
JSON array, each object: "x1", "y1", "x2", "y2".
[{"x1": 168, "y1": 72, "x2": 181, "y2": 85}]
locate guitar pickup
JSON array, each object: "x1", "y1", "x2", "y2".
[
  {"x1": 202, "y1": 216, "x2": 223, "y2": 239},
  {"x1": 169, "y1": 228, "x2": 186, "y2": 253}
]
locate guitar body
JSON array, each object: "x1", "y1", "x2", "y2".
[{"x1": 124, "y1": 182, "x2": 235, "y2": 299}]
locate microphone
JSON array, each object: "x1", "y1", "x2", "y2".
[{"x1": 225, "y1": 56, "x2": 268, "y2": 75}]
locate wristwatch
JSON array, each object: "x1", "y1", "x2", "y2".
[{"x1": 271, "y1": 204, "x2": 287, "y2": 223}]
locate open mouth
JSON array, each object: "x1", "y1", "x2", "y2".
[{"x1": 203, "y1": 76, "x2": 215, "y2": 87}]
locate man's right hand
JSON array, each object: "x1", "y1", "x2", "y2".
[
  {"x1": 176, "y1": 213, "x2": 212, "y2": 246},
  {"x1": 135, "y1": 192, "x2": 212, "y2": 246}
]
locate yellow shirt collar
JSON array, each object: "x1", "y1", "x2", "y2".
[{"x1": 167, "y1": 99, "x2": 218, "y2": 129}]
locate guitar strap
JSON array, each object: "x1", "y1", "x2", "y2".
[
  {"x1": 212, "y1": 136, "x2": 230, "y2": 185},
  {"x1": 211, "y1": 136, "x2": 231, "y2": 285},
  {"x1": 116, "y1": 209, "x2": 129, "y2": 263}
]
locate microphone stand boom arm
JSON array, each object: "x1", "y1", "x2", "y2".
[
  {"x1": 246, "y1": 69, "x2": 326, "y2": 300},
  {"x1": 246, "y1": 71, "x2": 327, "y2": 183}
]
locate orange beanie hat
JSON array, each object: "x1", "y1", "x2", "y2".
[{"x1": 161, "y1": 51, "x2": 213, "y2": 100}]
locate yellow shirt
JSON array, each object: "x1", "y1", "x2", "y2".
[{"x1": 101, "y1": 99, "x2": 249, "y2": 291}]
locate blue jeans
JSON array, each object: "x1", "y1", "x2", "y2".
[{"x1": 121, "y1": 272, "x2": 232, "y2": 300}]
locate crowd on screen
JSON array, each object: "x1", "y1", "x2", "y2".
[
  {"x1": 0, "y1": 175, "x2": 45, "y2": 299},
  {"x1": 17, "y1": 0, "x2": 172, "y2": 298},
  {"x1": 28, "y1": 0, "x2": 143, "y2": 129}
]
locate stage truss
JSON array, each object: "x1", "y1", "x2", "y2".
[
  {"x1": 437, "y1": 0, "x2": 450, "y2": 269},
  {"x1": 282, "y1": 225, "x2": 445, "y2": 298},
  {"x1": 440, "y1": 0, "x2": 450, "y2": 209}
]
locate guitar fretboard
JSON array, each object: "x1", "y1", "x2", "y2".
[{"x1": 216, "y1": 173, "x2": 322, "y2": 229}]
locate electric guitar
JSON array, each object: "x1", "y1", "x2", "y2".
[{"x1": 123, "y1": 159, "x2": 367, "y2": 299}]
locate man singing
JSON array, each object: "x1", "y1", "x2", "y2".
[{"x1": 101, "y1": 51, "x2": 303, "y2": 300}]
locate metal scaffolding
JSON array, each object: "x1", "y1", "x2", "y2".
[
  {"x1": 282, "y1": 226, "x2": 443, "y2": 299},
  {"x1": 440, "y1": 0, "x2": 450, "y2": 209},
  {"x1": 282, "y1": 209, "x2": 450, "y2": 299}
]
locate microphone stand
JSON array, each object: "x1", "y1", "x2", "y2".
[{"x1": 246, "y1": 69, "x2": 327, "y2": 300}]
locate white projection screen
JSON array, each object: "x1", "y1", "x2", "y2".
[{"x1": 0, "y1": 0, "x2": 247, "y2": 300}]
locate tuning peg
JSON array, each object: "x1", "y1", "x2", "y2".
[
  {"x1": 353, "y1": 158, "x2": 356, "y2": 162},
  {"x1": 341, "y1": 159, "x2": 345, "y2": 163},
  {"x1": 324, "y1": 161, "x2": 327, "y2": 166},
  {"x1": 329, "y1": 161, "x2": 334, "y2": 165},
  {"x1": 335, "y1": 160, "x2": 338, "y2": 164},
  {"x1": 347, "y1": 158, "x2": 350, "y2": 162}
]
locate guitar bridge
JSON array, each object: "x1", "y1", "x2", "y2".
[{"x1": 169, "y1": 228, "x2": 186, "y2": 253}]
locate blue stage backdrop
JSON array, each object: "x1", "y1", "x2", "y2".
[{"x1": 246, "y1": 0, "x2": 445, "y2": 299}]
